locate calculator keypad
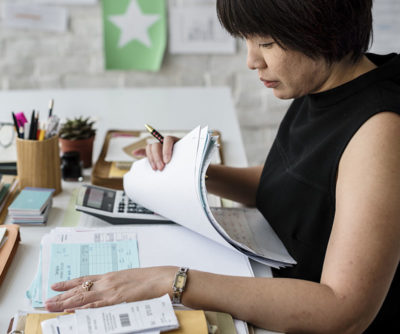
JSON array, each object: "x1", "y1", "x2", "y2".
[{"x1": 118, "y1": 192, "x2": 154, "y2": 214}]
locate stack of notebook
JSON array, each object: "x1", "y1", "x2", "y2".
[{"x1": 8, "y1": 188, "x2": 54, "y2": 225}]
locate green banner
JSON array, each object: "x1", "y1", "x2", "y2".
[{"x1": 102, "y1": 0, "x2": 166, "y2": 71}]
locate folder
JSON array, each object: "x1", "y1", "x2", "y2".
[
  {"x1": 0, "y1": 224, "x2": 20, "y2": 286},
  {"x1": 12, "y1": 310, "x2": 235, "y2": 334}
]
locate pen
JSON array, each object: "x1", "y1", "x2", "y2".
[
  {"x1": 48, "y1": 99, "x2": 54, "y2": 118},
  {"x1": 29, "y1": 110, "x2": 35, "y2": 139},
  {"x1": 11, "y1": 112, "x2": 21, "y2": 138},
  {"x1": 34, "y1": 113, "x2": 39, "y2": 139},
  {"x1": 144, "y1": 124, "x2": 209, "y2": 179},
  {"x1": 24, "y1": 122, "x2": 30, "y2": 139},
  {"x1": 145, "y1": 124, "x2": 164, "y2": 144}
]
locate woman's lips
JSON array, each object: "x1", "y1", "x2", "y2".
[{"x1": 261, "y1": 79, "x2": 279, "y2": 88}]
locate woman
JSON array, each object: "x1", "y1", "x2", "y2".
[{"x1": 46, "y1": 1, "x2": 400, "y2": 332}]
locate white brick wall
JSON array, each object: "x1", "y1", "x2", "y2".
[{"x1": 0, "y1": 1, "x2": 290, "y2": 165}]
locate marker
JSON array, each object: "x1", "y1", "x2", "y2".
[{"x1": 19, "y1": 126, "x2": 24, "y2": 139}]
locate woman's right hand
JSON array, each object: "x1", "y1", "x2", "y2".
[{"x1": 132, "y1": 136, "x2": 180, "y2": 171}]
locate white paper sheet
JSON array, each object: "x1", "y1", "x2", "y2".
[
  {"x1": 168, "y1": 0, "x2": 236, "y2": 54},
  {"x1": 34, "y1": 0, "x2": 97, "y2": 4},
  {"x1": 104, "y1": 134, "x2": 148, "y2": 162},
  {"x1": 2, "y1": 3, "x2": 68, "y2": 33},
  {"x1": 41, "y1": 295, "x2": 175, "y2": 334},
  {"x1": 124, "y1": 126, "x2": 230, "y2": 247},
  {"x1": 123, "y1": 125, "x2": 295, "y2": 268}
]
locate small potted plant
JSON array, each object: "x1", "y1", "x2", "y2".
[{"x1": 58, "y1": 116, "x2": 96, "y2": 168}]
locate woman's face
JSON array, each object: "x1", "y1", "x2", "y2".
[{"x1": 246, "y1": 36, "x2": 332, "y2": 99}]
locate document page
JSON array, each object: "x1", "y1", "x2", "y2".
[
  {"x1": 123, "y1": 125, "x2": 295, "y2": 268},
  {"x1": 210, "y1": 207, "x2": 296, "y2": 267},
  {"x1": 26, "y1": 228, "x2": 139, "y2": 307},
  {"x1": 124, "y1": 126, "x2": 231, "y2": 248},
  {"x1": 47, "y1": 240, "x2": 139, "y2": 298}
]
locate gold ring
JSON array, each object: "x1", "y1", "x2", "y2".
[{"x1": 82, "y1": 280, "x2": 94, "y2": 292}]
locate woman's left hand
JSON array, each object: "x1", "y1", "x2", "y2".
[{"x1": 45, "y1": 266, "x2": 177, "y2": 312}]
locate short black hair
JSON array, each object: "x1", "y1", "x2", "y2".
[{"x1": 216, "y1": 0, "x2": 373, "y2": 63}]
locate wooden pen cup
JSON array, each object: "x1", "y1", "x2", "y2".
[{"x1": 16, "y1": 136, "x2": 62, "y2": 195}]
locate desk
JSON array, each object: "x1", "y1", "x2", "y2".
[{"x1": 0, "y1": 88, "x2": 276, "y2": 334}]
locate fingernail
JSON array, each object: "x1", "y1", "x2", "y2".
[
  {"x1": 157, "y1": 162, "x2": 164, "y2": 170},
  {"x1": 164, "y1": 154, "x2": 170, "y2": 163}
]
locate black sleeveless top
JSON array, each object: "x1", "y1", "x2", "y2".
[{"x1": 256, "y1": 53, "x2": 400, "y2": 333}]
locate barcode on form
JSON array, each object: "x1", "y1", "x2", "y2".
[{"x1": 119, "y1": 313, "x2": 131, "y2": 327}]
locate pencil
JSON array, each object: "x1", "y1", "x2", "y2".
[{"x1": 145, "y1": 124, "x2": 164, "y2": 144}]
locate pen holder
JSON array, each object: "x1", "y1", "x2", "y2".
[{"x1": 16, "y1": 136, "x2": 62, "y2": 195}]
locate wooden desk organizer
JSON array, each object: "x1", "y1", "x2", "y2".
[{"x1": 16, "y1": 136, "x2": 62, "y2": 195}]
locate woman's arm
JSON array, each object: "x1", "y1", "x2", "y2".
[
  {"x1": 184, "y1": 112, "x2": 400, "y2": 333},
  {"x1": 46, "y1": 112, "x2": 400, "y2": 333},
  {"x1": 206, "y1": 165, "x2": 263, "y2": 206},
  {"x1": 177, "y1": 112, "x2": 400, "y2": 333}
]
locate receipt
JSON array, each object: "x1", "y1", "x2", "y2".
[{"x1": 41, "y1": 294, "x2": 178, "y2": 334}]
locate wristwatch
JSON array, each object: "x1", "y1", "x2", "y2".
[{"x1": 172, "y1": 267, "x2": 189, "y2": 305}]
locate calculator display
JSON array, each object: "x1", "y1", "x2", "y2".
[
  {"x1": 84, "y1": 187, "x2": 116, "y2": 212},
  {"x1": 87, "y1": 188, "x2": 104, "y2": 209}
]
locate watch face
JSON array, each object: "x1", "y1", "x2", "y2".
[{"x1": 175, "y1": 274, "x2": 187, "y2": 289}]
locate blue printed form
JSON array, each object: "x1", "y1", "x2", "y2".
[{"x1": 47, "y1": 241, "x2": 139, "y2": 298}]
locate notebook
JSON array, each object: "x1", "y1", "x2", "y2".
[{"x1": 8, "y1": 188, "x2": 54, "y2": 215}]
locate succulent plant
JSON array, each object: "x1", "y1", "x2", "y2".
[{"x1": 59, "y1": 116, "x2": 96, "y2": 140}]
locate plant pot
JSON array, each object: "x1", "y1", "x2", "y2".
[{"x1": 59, "y1": 136, "x2": 95, "y2": 168}]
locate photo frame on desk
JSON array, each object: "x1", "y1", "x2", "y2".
[{"x1": 92, "y1": 129, "x2": 224, "y2": 190}]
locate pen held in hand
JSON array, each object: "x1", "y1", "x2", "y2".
[
  {"x1": 145, "y1": 124, "x2": 164, "y2": 144},
  {"x1": 144, "y1": 124, "x2": 208, "y2": 180}
]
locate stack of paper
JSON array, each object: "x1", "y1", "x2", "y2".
[
  {"x1": 8, "y1": 188, "x2": 54, "y2": 225},
  {"x1": 27, "y1": 227, "x2": 140, "y2": 307},
  {"x1": 40, "y1": 294, "x2": 179, "y2": 334},
  {"x1": 10, "y1": 309, "x2": 214, "y2": 334},
  {"x1": 124, "y1": 126, "x2": 296, "y2": 268}
]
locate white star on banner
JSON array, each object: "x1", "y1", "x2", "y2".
[{"x1": 108, "y1": 0, "x2": 160, "y2": 48}]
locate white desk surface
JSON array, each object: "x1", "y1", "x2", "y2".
[{"x1": 0, "y1": 88, "x2": 277, "y2": 334}]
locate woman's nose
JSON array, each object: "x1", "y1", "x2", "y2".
[{"x1": 246, "y1": 41, "x2": 266, "y2": 70}]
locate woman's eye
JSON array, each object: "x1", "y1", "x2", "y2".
[{"x1": 259, "y1": 42, "x2": 274, "y2": 48}]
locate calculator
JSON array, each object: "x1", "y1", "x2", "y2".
[{"x1": 75, "y1": 184, "x2": 171, "y2": 225}]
